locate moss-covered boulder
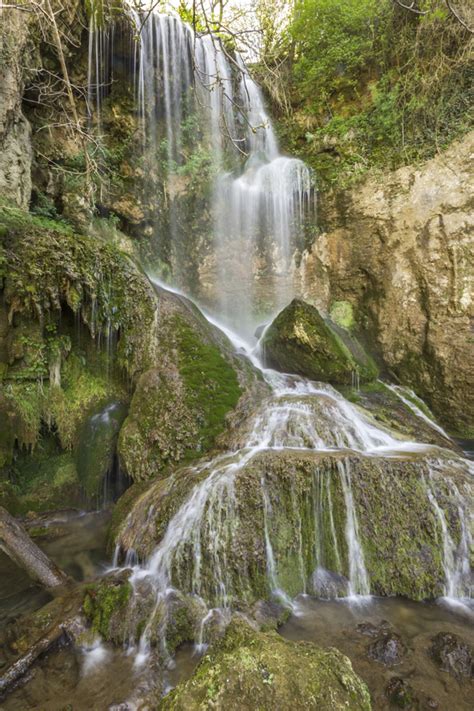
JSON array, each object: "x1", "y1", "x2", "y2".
[
  {"x1": 261, "y1": 299, "x2": 378, "y2": 384},
  {"x1": 113, "y1": 448, "x2": 472, "y2": 606},
  {"x1": 117, "y1": 287, "x2": 263, "y2": 482},
  {"x1": 76, "y1": 400, "x2": 128, "y2": 500},
  {"x1": 0, "y1": 205, "x2": 264, "y2": 503},
  {"x1": 160, "y1": 618, "x2": 372, "y2": 710}
]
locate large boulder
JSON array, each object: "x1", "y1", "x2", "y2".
[
  {"x1": 261, "y1": 299, "x2": 377, "y2": 384},
  {"x1": 117, "y1": 288, "x2": 262, "y2": 482},
  {"x1": 160, "y1": 618, "x2": 372, "y2": 710},
  {"x1": 113, "y1": 448, "x2": 473, "y2": 606}
]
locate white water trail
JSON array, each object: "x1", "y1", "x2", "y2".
[
  {"x1": 426, "y1": 469, "x2": 472, "y2": 601},
  {"x1": 383, "y1": 382, "x2": 451, "y2": 440},
  {"x1": 337, "y1": 460, "x2": 370, "y2": 597}
]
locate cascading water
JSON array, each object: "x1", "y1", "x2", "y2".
[
  {"x1": 426, "y1": 465, "x2": 473, "y2": 601},
  {"x1": 85, "y1": 8, "x2": 472, "y2": 674},
  {"x1": 87, "y1": 9, "x2": 313, "y2": 336}
]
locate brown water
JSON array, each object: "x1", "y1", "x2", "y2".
[
  {"x1": 0, "y1": 510, "x2": 109, "y2": 630},
  {"x1": 1, "y1": 514, "x2": 473, "y2": 709},
  {"x1": 281, "y1": 595, "x2": 474, "y2": 710}
]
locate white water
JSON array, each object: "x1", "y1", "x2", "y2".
[
  {"x1": 84, "y1": 9, "x2": 472, "y2": 665},
  {"x1": 114, "y1": 320, "x2": 472, "y2": 660},
  {"x1": 383, "y1": 382, "x2": 451, "y2": 440},
  {"x1": 426, "y1": 466, "x2": 473, "y2": 602},
  {"x1": 87, "y1": 9, "x2": 313, "y2": 336}
]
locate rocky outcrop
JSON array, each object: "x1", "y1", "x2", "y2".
[
  {"x1": 261, "y1": 299, "x2": 378, "y2": 384},
  {"x1": 298, "y1": 132, "x2": 474, "y2": 435},
  {"x1": 160, "y1": 618, "x2": 372, "y2": 710},
  {"x1": 117, "y1": 287, "x2": 262, "y2": 482},
  {"x1": 113, "y1": 448, "x2": 473, "y2": 604},
  {"x1": 0, "y1": 9, "x2": 35, "y2": 208},
  {"x1": 0, "y1": 206, "x2": 261, "y2": 509}
]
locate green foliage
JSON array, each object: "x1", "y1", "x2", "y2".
[
  {"x1": 291, "y1": 0, "x2": 379, "y2": 106},
  {"x1": 275, "y1": 0, "x2": 473, "y2": 187}
]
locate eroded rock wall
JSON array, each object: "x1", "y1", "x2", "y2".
[
  {"x1": 298, "y1": 132, "x2": 474, "y2": 435},
  {"x1": 0, "y1": 8, "x2": 35, "y2": 208}
]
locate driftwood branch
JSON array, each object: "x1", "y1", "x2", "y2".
[
  {"x1": 0, "y1": 607, "x2": 84, "y2": 696},
  {"x1": 0, "y1": 506, "x2": 69, "y2": 588}
]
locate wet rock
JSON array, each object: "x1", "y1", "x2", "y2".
[
  {"x1": 385, "y1": 677, "x2": 417, "y2": 708},
  {"x1": 261, "y1": 299, "x2": 378, "y2": 385},
  {"x1": 429, "y1": 632, "x2": 473, "y2": 680},
  {"x1": 250, "y1": 599, "x2": 290, "y2": 630},
  {"x1": 356, "y1": 620, "x2": 392, "y2": 638},
  {"x1": 313, "y1": 567, "x2": 349, "y2": 599},
  {"x1": 113, "y1": 448, "x2": 473, "y2": 605},
  {"x1": 159, "y1": 617, "x2": 372, "y2": 710},
  {"x1": 254, "y1": 323, "x2": 267, "y2": 340},
  {"x1": 368, "y1": 633, "x2": 407, "y2": 666},
  {"x1": 308, "y1": 132, "x2": 474, "y2": 434}
]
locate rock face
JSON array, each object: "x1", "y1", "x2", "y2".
[
  {"x1": 114, "y1": 448, "x2": 473, "y2": 605},
  {"x1": 0, "y1": 206, "x2": 260, "y2": 509},
  {"x1": 299, "y1": 132, "x2": 474, "y2": 435},
  {"x1": 160, "y1": 618, "x2": 372, "y2": 710},
  {"x1": 261, "y1": 299, "x2": 378, "y2": 384},
  {"x1": 0, "y1": 10, "x2": 34, "y2": 208}
]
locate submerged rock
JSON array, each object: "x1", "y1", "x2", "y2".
[
  {"x1": 261, "y1": 299, "x2": 377, "y2": 384},
  {"x1": 429, "y1": 632, "x2": 473, "y2": 680},
  {"x1": 159, "y1": 618, "x2": 372, "y2": 710},
  {"x1": 385, "y1": 677, "x2": 417, "y2": 709},
  {"x1": 367, "y1": 633, "x2": 407, "y2": 666},
  {"x1": 356, "y1": 620, "x2": 392, "y2": 638}
]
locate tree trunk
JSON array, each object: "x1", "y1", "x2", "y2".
[
  {"x1": 0, "y1": 506, "x2": 69, "y2": 588},
  {"x1": 0, "y1": 609, "x2": 83, "y2": 696}
]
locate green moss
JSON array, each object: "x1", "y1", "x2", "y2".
[
  {"x1": 330, "y1": 300, "x2": 355, "y2": 330},
  {"x1": 107, "y1": 479, "x2": 152, "y2": 550},
  {"x1": 6, "y1": 441, "x2": 81, "y2": 514},
  {"x1": 160, "y1": 618, "x2": 372, "y2": 710},
  {"x1": 174, "y1": 316, "x2": 242, "y2": 457},
  {"x1": 83, "y1": 578, "x2": 132, "y2": 639},
  {"x1": 262, "y1": 299, "x2": 377, "y2": 384}
]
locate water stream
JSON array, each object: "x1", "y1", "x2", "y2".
[{"x1": 1, "y1": 8, "x2": 472, "y2": 709}]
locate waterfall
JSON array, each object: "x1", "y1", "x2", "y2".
[
  {"x1": 84, "y1": 10, "x2": 472, "y2": 665},
  {"x1": 383, "y1": 382, "x2": 451, "y2": 440},
  {"x1": 337, "y1": 460, "x2": 370, "y2": 596},
  {"x1": 426, "y1": 468, "x2": 473, "y2": 600},
  {"x1": 87, "y1": 9, "x2": 313, "y2": 335}
]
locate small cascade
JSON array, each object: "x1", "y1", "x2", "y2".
[
  {"x1": 384, "y1": 382, "x2": 451, "y2": 440},
  {"x1": 337, "y1": 460, "x2": 370, "y2": 596},
  {"x1": 87, "y1": 16, "x2": 115, "y2": 131},
  {"x1": 426, "y1": 468, "x2": 473, "y2": 600},
  {"x1": 261, "y1": 476, "x2": 296, "y2": 609}
]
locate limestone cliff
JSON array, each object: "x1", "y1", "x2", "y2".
[{"x1": 298, "y1": 132, "x2": 474, "y2": 436}]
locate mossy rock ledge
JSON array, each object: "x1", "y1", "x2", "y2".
[
  {"x1": 113, "y1": 449, "x2": 473, "y2": 605},
  {"x1": 261, "y1": 299, "x2": 378, "y2": 384},
  {"x1": 0, "y1": 207, "x2": 265, "y2": 508},
  {"x1": 159, "y1": 617, "x2": 372, "y2": 710}
]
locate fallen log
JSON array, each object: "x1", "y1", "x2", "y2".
[
  {"x1": 0, "y1": 610, "x2": 83, "y2": 696},
  {"x1": 0, "y1": 506, "x2": 69, "y2": 588}
]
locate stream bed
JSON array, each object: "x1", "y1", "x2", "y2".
[{"x1": 1, "y1": 511, "x2": 472, "y2": 710}]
